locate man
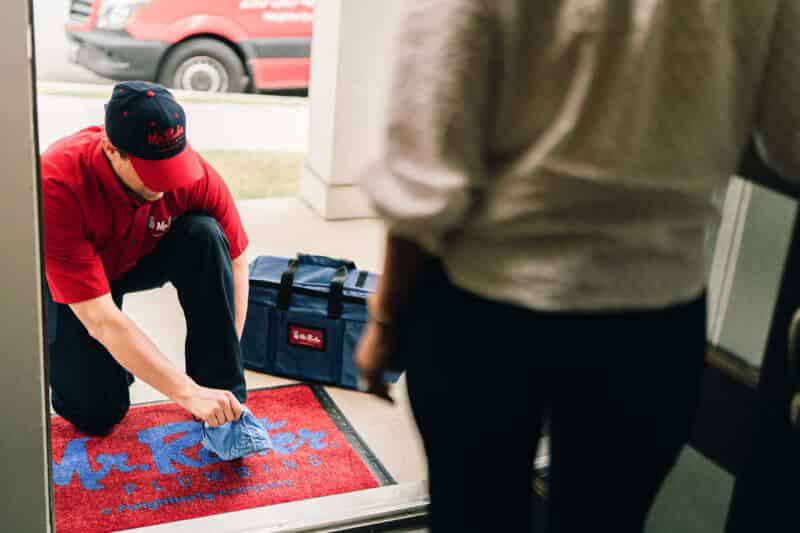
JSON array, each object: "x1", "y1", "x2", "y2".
[
  {"x1": 356, "y1": 1, "x2": 800, "y2": 531},
  {"x1": 43, "y1": 81, "x2": 248, "y2": 435}
]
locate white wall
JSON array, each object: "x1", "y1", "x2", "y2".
[
  {"x1": 301, "y1": 0, "x2": 406, "y2": 218},
  {"x1": 306, "y1": 0, "x2": 342, "y2": 182},
  {"x1": 329, "y1": 0, "x2": 404, "y2": 185}
]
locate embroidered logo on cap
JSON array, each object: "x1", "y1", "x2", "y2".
[
  {"x1": 147, "y1": 124, "x2": 185, "y2": 151},
  {"x1": 288, "y1": 324, "x2": 326, "y2": 350}
]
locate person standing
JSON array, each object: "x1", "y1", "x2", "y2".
[
  {"x1": 356, "y1": 1, "x2": 800, "y2": 531},
  {"x1": 43, "y1": 81, "x2": 249, "y2": 434}
]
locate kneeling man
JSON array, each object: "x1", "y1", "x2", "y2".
[{"x1": 42, "y1": 81, "x2": 248, "y2": 434}]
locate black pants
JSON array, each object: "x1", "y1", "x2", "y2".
[
  {"x1": 47, "y1": 214, "x2": 246, "y2": 435},
  {"x1": 405, "y1": 276, "x2": 706, "y2": 533}
]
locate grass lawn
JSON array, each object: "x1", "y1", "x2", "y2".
[{"x1": 196, "y1": 149, "x2": 304, "y2": 200}]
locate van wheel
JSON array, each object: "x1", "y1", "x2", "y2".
[{"x1": 158, "y1": 38, "x2": 248, "y2": 93}]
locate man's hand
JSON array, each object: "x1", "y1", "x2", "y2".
[
  {"x1": 177, "y1": 385, "x2": 244, "y2": 426},
  {"x1": 355, "y1": 321, "x2": 397, "y2": 404}
]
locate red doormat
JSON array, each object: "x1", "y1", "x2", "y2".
[{"x1": 51, "y1": 384, "x2": 395, "y2": 533}]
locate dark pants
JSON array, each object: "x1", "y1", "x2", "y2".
[
  {"x1": 405, "y1": 276, "x2": 706, "y2": 533},
  {"x1": 47, "y1": 214, "x2": 246, "y2": 435}
]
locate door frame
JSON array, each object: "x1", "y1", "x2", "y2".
[
  {"x1": 689, "y1": 142, "x2": 800, "y2": 531},
  {"x1": 1, "y1": 0, "x2": 52, "y2": 531},
  {"x1": 5, "y1": 1, "x2": 431, "y2": 531},
  {"x1": 722, "y1": 143, "x2": 800, "y2": 532}
]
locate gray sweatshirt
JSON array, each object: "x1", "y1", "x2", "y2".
[{"x1": 363, "y1": 0, "x2": 800, "y2": 311}]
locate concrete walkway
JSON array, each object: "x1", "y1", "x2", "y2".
[
  {"x1": 122, "y1": 197, "x2": 427, "y2": 487},
  {"x1": 38, "y1": 83, "x2": 431, "y2": 528}
]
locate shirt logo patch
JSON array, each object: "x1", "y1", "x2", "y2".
[
  {"x1": 149, "y1": 215, "x2": 173, "y2": 235},
  {"x1": 288, "y1": 324, "x2": 325, "y2": 351}
]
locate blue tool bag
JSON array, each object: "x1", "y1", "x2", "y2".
[{"x1": 242, "y1": 254, "x2": 397, "y2": 389}]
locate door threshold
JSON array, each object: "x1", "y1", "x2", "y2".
[{"x1": 123, "y1": 480, "x2": 429, "y2": 533}]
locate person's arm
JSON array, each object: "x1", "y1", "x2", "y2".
[
  {"x1": 42, "y1": 173, "x2": 243, "y2": 426},
  {"x1": 70, "y1": 294, "x2": 243, "y2": 426},
  {"x1": 754, "y1": 1, "x2": 800, "y2": 183},
  {"x1": 232, "y1": 250, "x2": 249, "y2": 339},
  {"x1": 355, "y1": 234, "x2": 436, "y2": 402},
  {"x1": 371, "y1": 234, "x2": 437, "y2": 321},
  {"x1": 355, "y1": 1, "x2": 494, "y2": 401},
  {"x1": 361, "y1": 0, "x2": 493, "y2": 255}
]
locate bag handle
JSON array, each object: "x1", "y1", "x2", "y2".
[
  {"x1": 277, "y1": 259, "x2": 300, "y2": 311},
  {"x1": 326, "y1": 265, "x2": 349, "y2": 319},
  {"x1": 276, "y1": 260, "x2": 351, "y2": 319}
]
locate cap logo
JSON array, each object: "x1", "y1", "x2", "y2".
[{"x1": 147, "y1": 124, "x2": 185, "y2": 150}]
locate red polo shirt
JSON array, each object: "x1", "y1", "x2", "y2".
[{"x1": 42, "y1": 126, "x2": 249, "y2": 304}]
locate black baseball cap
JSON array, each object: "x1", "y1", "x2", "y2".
[{"x1": 105, "y1": 81, "x2": 202, "y2": 192}]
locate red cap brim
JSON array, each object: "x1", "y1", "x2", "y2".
[{"x1": 129, "y1": 143, "x2": 203, "y2": 192}]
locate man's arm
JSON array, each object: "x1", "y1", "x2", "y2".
[
  {"x1": 42, "y1": 168, "x2": 241, "y2": 425},
  {"x1": 232, "y1": 250, "x2": 249, "y2": 339},
  {"x1": 70, "y1": 294, "x2": 243, "y2": 426}
]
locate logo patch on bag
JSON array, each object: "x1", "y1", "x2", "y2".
[{"x1": 288, "y1": 324, "x2": 326, "y2": 351}]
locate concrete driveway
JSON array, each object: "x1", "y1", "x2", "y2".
[
  {"x1": 32, "y1": 0, "x2": 111, "y2": 84},
  {"x1": 36, "y1": 84, "x2": 309, "y2": 153}
]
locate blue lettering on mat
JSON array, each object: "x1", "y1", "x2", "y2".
[
  {"x1": 138, "y1": 421, "x2": 210, "y2": 474},
  {"x1": 298, "y1": 429, "x2": 329, "y2": 450},
  {"x1": 204, "y1": 468, "x2": 224, "y2": 482},
  {"x1": 270, "y1": 432, "x2": 298, "y2": 454},
  {"x1": 115, "y1": 480, "x2": 298, "y2": 513},
  {"x1": 53, "y1": 442, "x2": 154, "y2": 490},
  {"x1": 55, "y1": 417, "x2": 330, "y2": 492},
  {"x1": 53, "y1": 438, "x2": 112, "y2": 490},
  {"x1": 96, "y1": 453, "x2": 149, "y2": 473},
  {"x1": 270, "y1": 428, "x2": 328, "y2": 455}
]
